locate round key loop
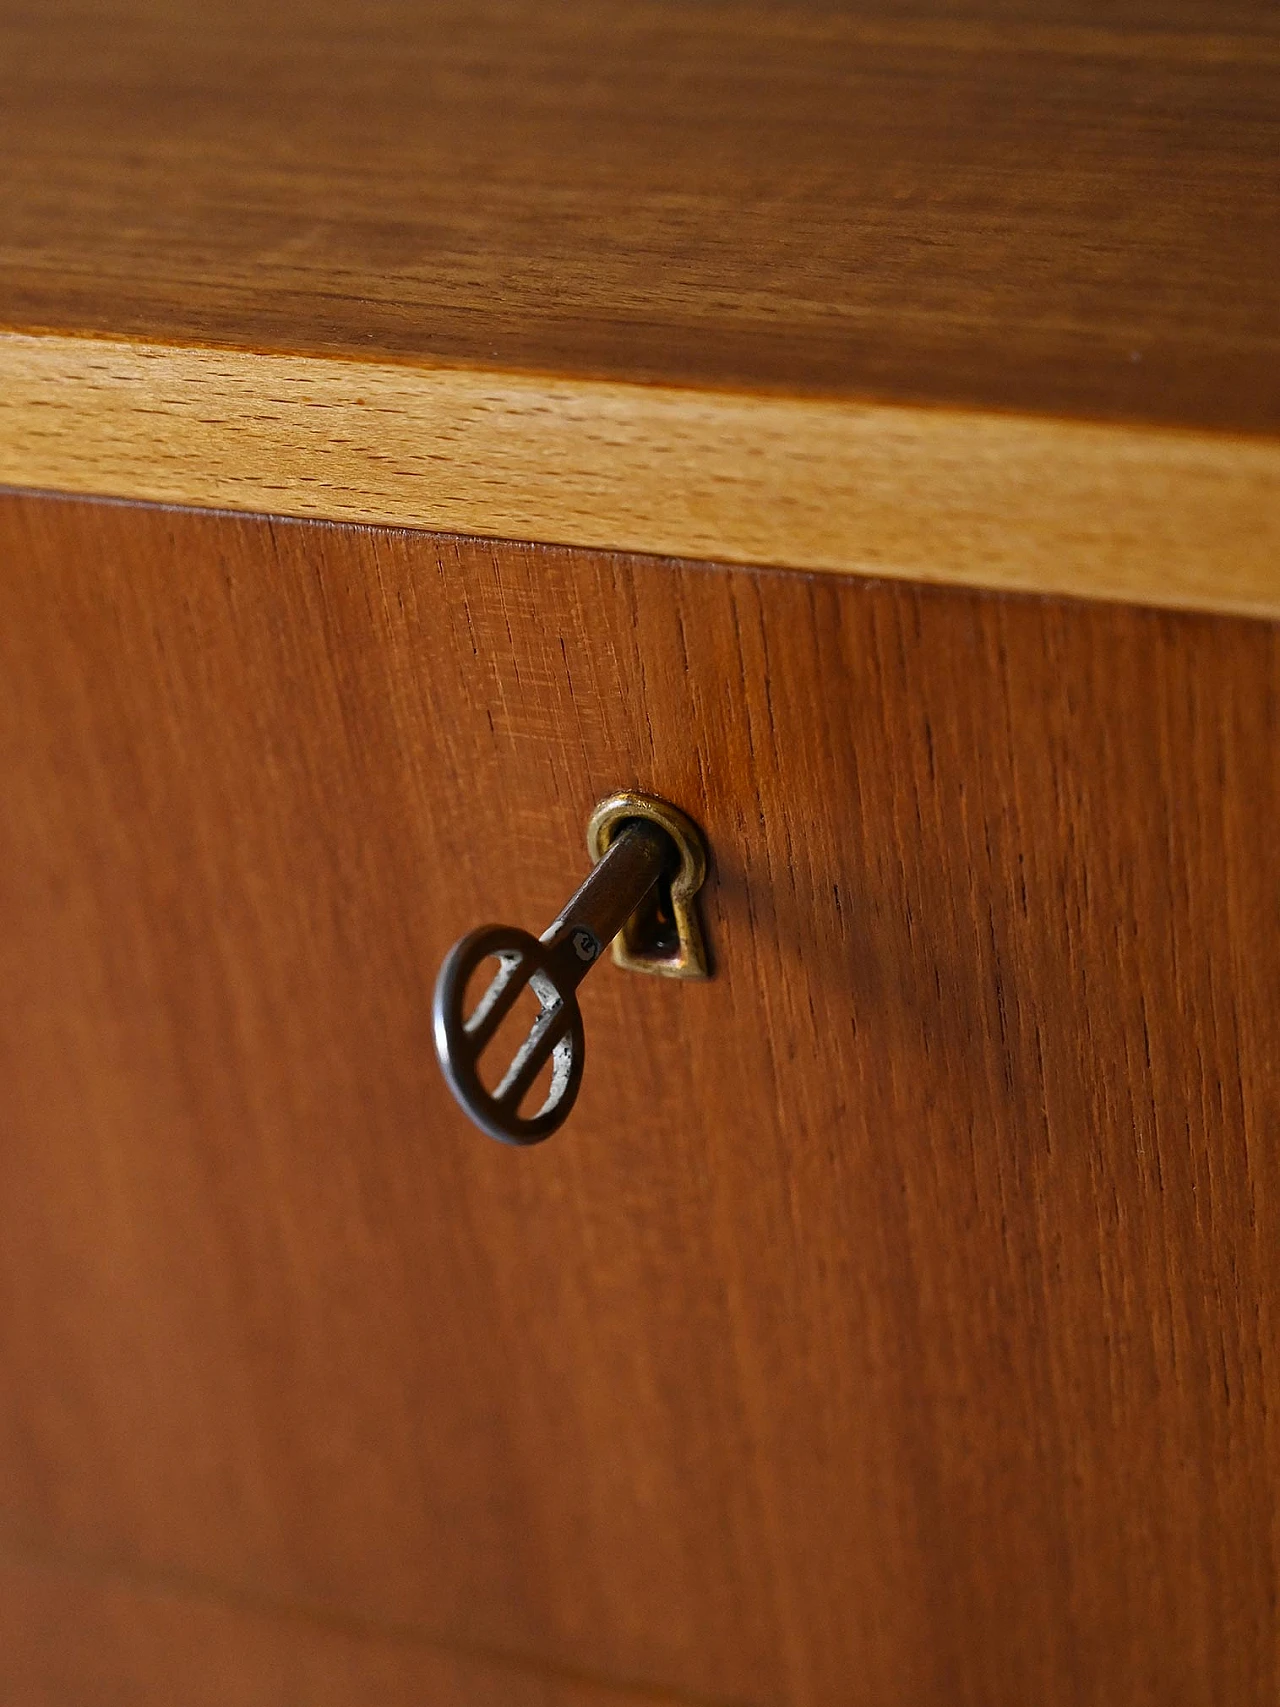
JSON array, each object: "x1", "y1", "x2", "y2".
[{"x1": 432, "y1": 925, "x2": 585, "y2": 1146}]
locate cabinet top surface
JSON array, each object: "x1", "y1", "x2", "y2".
[{"x1": 4, "y1": 0, "x2": 1279, "y2": 434}]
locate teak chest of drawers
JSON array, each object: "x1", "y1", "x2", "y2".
[{"x1": 2, "y1": 4, "x2": 1278, "y2": 1704}]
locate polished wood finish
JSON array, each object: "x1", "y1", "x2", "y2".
[
  {"x1": 5, "y1": 332, "x2": 1280, "y2": 619},
  {"x1": 1, "y1": 1, "x2": 1278, "y2": 435},
  {"x1": 1, "y1": 491, "x2": 1277, "y2": 1706},
  {"x1": 4, "y1": 0, "x2": 1279, "y2": 616},
  {"x1": 0, "y1": 1552, "x2": 682, "y2": 1707}
]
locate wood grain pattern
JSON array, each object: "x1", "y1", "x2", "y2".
[
  {"x1": 1, "y1": 490, "x2": 1278, "y2": 1706},
  {"x1": 2, "y1": 0, "x2": 1279, "y2": 436},
  {"x1": 4, "y1": 332, "x2": 1280, "y2": 619},
  {"x1": 0, "y1": 1550, "x2": 687, "y2": 1707}
]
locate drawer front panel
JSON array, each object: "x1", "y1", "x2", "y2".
[{"x1": 0, "y1": 492, "x2": 1276, "y2": 1706}]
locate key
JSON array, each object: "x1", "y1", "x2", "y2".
[{"x1": 433, "y1": 820, "x2": 672, "y2": 1145}]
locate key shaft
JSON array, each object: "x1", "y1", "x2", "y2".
[{"x1": 540, "y1": 821, "x2": 670, "y2": 987}]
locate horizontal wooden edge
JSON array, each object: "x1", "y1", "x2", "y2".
[{"x1": 2, "y1": 330, "x2": 1278, "y2": 619}]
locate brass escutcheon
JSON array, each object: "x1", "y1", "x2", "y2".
[{"x1": 586, "y1": 792, "x2": 710, "y2": 980}]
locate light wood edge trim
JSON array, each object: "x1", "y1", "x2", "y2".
[{"x1": 2, "y1": 331, "x2": 1278, "y2": 619}]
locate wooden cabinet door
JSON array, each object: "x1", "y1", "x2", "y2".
[{"x1": 2, "y1": 491, "x2": 1277, "y2": 1706}]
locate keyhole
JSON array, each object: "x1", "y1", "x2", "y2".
[{"x1": 618, "y1": 821, "x2": 682, "y2": 962}]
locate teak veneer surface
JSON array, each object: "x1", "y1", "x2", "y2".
[
  {"x1": 2, "y1": 0, "x2": 1279, "y2": 433},
  {"x1": 0, "y1": 1554, "x2": 683, "y2": 1707},
  {"x1": 2, "y1": 491, "x2": 1277, "y2": 1707}
]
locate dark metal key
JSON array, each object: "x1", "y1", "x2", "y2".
[{"x1": 432, "y1": 821, "x2": 670, "y2": 1145}]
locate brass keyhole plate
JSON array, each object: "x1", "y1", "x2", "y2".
[{"x1": 586, "y1": 792, "x2": 710, "y2": 980}]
